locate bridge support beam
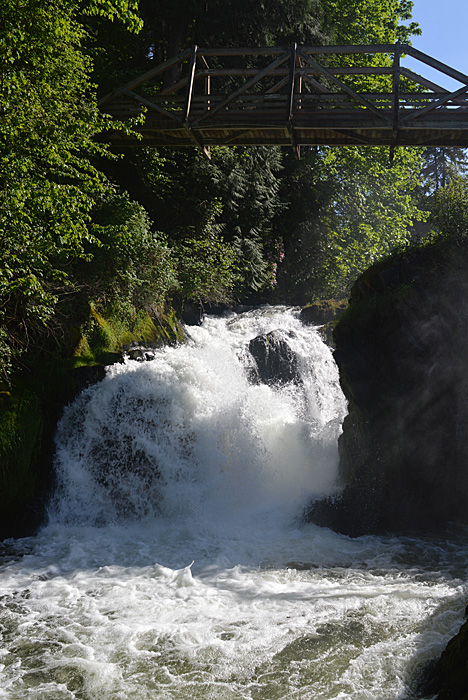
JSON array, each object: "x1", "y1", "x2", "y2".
[{"x1": 98, "y1": 44, "x2": 468, "y2": 151}]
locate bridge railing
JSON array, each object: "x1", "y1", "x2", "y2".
[{"x1": 98, "y1": 44, "x2": 468, "y2": 153}]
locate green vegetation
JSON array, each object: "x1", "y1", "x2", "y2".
[
  {"x1": 0, "y1": 0, "x2": 432, "y2": 387},
  {"x1": 4, "y1": 0, "x2": 468, "y2": 534}
]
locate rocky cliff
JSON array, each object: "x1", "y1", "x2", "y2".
[{"x1": 308, "y1": 236, "x2": 468, "y2": 536}]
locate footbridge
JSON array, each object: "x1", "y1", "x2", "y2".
[{"x1": 98, "y1": 44, "x2": 468, "y2": 158}]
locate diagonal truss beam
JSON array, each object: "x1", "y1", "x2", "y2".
[
  {"x1": 399, "y1": 83, "x2": 468, "y2": 124},
  {"x1": 404, "y1": 46, "x2": 468, "y2": 87},
  {"x1": 193, "y1": 50, "x2": 291, "y2": 125},
  {"x1": 296, "y1": 48, "x2": 393, "y2": 124},
  {"x1": 99, "y1": 44, "x2": 468, "y2": 151},
  {"x1": 98, "y1": 49, "x2": 191, "y2": 106},
  {"x1": 122, "y1": 89, "x2": 183, "y2": 122}
]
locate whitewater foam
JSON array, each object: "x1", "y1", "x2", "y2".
[{"x1": 1, "y1": 307, "x2": 467, "y2": 700}]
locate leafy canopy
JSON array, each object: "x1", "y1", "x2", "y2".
[{"x1": 0, "y1": 0, "x2": 142, "y2": 367}]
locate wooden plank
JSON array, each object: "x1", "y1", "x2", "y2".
[
  {"x1": 199, "y1": 47, "x2": 288, "y2": 56},
  {"x1": 187, "y1": 67, "x2": 393, "y2": 77},
  {"x1": 265, "y1": 77, "x2": 289, "y2": 94},
  {"x1": 399, "y1": 83, "x2": 468, "y2": 124},
  {"x1": 184, "y1": 123, "x2": 211, "y2": 159},
  {"x1": 183, "y1": 45, "x2": 198, "y2": 121},
  {"x1": 198, "y1": 44, "x2": 397, "y2": 57},
  {"x1": 400, "y1": 68, "x2": 468, "y2": 105},
  {"x1": 299, "y1": 71, "x2": 331, "y2": 94},
  {"x1": 159, "y1": 76, "x2": 189, "y2": 96},
  {"x1": 400, "y1": 67, "x2": 447, "y2": 93},
  {"x1": 301, "y1": 44, "x2": 398, "y2": 55},
  {"x1": 325, "y1": 128, "x2": 373, "y2": 144},
  {"x1": 106, "y1": 126, "x2": 468, "y2": 148},
  {"x1": 286, "y1": 44, "x2": 297, "y2": 122},
  {"x1": 392, "y1": 42, "x2": 401, "y2": 133},
  {"x1": 121, "y1": 89, "x2": 183, "y2": 122}
]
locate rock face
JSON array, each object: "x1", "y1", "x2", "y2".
[
  {"x1": 421, "y1": 619, "x2": 468, "y2": 700},
  {"x1": 300, "y1": 299, "x2": 347, "y2": 326},
  {"x1": 308, "y1": 237, "x2": 468, "y2": 536},
  {"x1": 248, "y1": 331, "x2": 300, "y2": 386},
  {"x1": 300, "y1": 299, "x2": 347, "y2": 348}
]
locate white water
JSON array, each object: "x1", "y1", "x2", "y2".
[{"x1": 1, "y1": 307, "x2": 467, "y2": 699}]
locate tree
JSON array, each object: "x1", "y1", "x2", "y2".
[
  {"x1": 421, "y1": 148, "x2": 468, "y2": 194},
  {"x1": 275, "y1": 146, "x2": 426, "y2": 301},
  {"x1": 321, "y1": 0, "x2": 421, "y2": 44},
  {"x1": 0, "y1": 0, "x2": 142, "y2": 376},
  {"x1": 429, "y1": 172, "x2": 468, "y2": 239}
]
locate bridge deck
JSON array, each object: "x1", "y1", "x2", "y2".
[{"x1": 98, "y1": 44, "x2": 468, "y2": 155}]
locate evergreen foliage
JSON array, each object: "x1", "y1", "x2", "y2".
[
  {"x1": 428, "y1": 172, "x2": 468, "y2": 240},
  {"x1": 0, "y1": 0, "x2": 430, "y2": 382}
]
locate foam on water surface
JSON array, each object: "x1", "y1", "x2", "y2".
[{"x1": 1, "y1": 307, "x2": 467, "y2": 699}]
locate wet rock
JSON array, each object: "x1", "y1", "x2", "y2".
[
  {"x1": 248, "y1": 331, "x2": 300, "y2": 386},
  {"x1": 300, "y1": 299, "x2": 347, "y2": 326},
  {"x1": 306, "y1": 237, "x2": 468, "y2": 536},
  {"x1": 71, "y1": 364, "x2": 108, "y2": 391},
  {"x1": 181, "y1": 302, "x2": 203, "y2": 326},
  {"x1": 125, "y1": 346, "x2": 156, "y2": 362},
  {"x1": 421, "y1": 619, "x2": 468, "y2": 700}
]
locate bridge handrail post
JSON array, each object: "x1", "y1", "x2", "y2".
[
  {"x1": 392, "y1": 42, "x2": 401, "y2": 131},
  {"x1": 287, "y1": 43, "x2": 300, "y2": 158},
  {"x1": 390, "y1": 42, "x2": 401, "y2": 162},
  {"x1": 287, "y1": 42, "x2": 297, "y2": 123},
  {"x1": 184, "y1": 44, "x2": 198, "y2": 123}
]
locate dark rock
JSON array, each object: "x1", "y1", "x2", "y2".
[
  {"x1": 248, "y1": 331, "x2": 300, "y2": 386},
  {"x1": 300, "y1": 300, "x2": 347, "y2": 348},
  {"x1": 125, "y1": 346, "x2": 157, "y2": 362},
  {"x1": 421, "y1": 619, "x2": 468, "y2": 700},
  {"x1": 181, "y1": 302, "x2": 203, "y2": 326},
  {"x1": 300, "y1": 299, "x2": 347, "y2": 326},
  {"x1": 306, "y1": 237, "x2": 468, "y2": 536},
  {"x1": 71, "y1": 364, "x2": 108, "y2": 392}
]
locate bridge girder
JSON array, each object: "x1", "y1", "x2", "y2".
[{"x1": 98, "y1": 44, "x2": 468, "y2": 157}]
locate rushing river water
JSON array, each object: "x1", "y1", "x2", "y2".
[{"x1": 1, "y1": 307, "x2": 467, "y2": 699}]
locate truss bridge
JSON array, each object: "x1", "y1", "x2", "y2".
[{"x1": 98, "y1": 43, "x2": 468, "y2": 158}]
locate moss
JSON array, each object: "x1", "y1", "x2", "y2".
[
  {"x1": 0, "y1": 300, "x2": 185, "y2": 540},
  {"x1": 301, "y1": 299, "x2": 347, "y2": 325},
  {"x1": 71, "y1": 303, "x2": 184, "y2": 369}
]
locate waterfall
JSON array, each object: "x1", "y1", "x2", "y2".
[
  {"x1": 50, "y1": 306, "x2": 346, "y2": 528},
  {"x1": 1, "y1": 306, "x2": 467, "y2": 700}
]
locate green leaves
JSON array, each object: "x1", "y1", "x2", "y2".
[
  {"x1": 0, "y1": 0, "x2": 147, "y2": 373},
  {"x1": 429, "y1": 173, "x2": 468, "y2": 240},
  {"x1": 83, "y1": 0, "x2": 143, "y2": 33}
]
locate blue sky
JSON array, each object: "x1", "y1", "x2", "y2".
[{"x1": 405, "y1": 0, "x2": 468, "y2": 89}]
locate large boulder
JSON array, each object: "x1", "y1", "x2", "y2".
[
  {"x1": 248, "y1": 331, "x2": 300, "y2": 386},
  {"x1": 307, "y1": 237, "x2": 468, "y2": 536}
]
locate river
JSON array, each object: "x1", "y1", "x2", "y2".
[{"x1": 0, "y1": 307, "x2": 467, "y2": 699}]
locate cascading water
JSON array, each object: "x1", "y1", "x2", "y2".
[{"x1": 0, "y1": 306, "x2": 467, "y2": 700}]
